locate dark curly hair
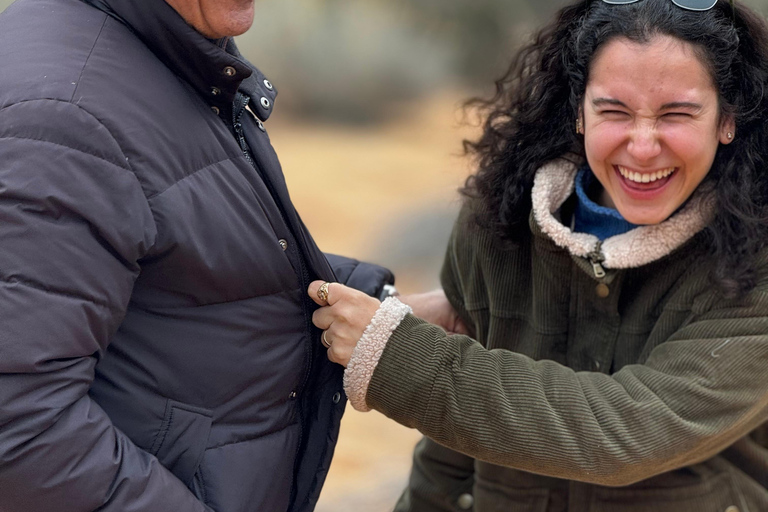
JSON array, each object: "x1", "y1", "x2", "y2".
[{"x1": 463, "y1": 0, "x2": 768, "y2": 297}]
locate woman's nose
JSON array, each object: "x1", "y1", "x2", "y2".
[{"x1": 627, "y1": 122, "x2": 662, "y2": 162}]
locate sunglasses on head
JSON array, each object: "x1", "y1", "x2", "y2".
[{"x1": 602, "y1": 0, "x2": 719, "y2": 11}]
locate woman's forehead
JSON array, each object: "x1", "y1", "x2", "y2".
[{"x1": 585, "y1": 35, "x2": 717, "y2": 105}]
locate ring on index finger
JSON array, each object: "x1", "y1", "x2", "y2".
[
  {"x1": 321, "y1": 330, "x2": 332, "y2": 348},
  {"x1": 317, "y1": 282, "x2": 331, "y2": 304}
]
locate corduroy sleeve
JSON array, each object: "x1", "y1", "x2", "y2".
[
  {"x1": 392, "y1": 212, "x2": 477, "y2": 512},
  {"x1": 0, "y1": 100, "x2": 214, "y2": 512},
  {"x1": 365, "y1": 211, "x2": 768, "y2": 487}
]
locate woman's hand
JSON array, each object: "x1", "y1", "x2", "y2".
[{"x1": 308, "y1": 280, "x2": 381, "y2": 367}]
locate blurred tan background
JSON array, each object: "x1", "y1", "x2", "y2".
[{"x1": 4, "y1": 0, "x2": 768, "y2": 510}]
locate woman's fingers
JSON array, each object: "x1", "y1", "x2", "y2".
[
  {"x1": 308, "y1": 280, "x2": 343, "y2": 306},
  {"x1": 308, "y1": 281, "x2": 383, "y2": 367},
  {"x1": 312, "y1": 306, "x2": 334, "y2": 330}
]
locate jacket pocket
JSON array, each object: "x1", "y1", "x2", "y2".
[
  {"x1": 149, "y1": 399, "x2": 213, "y2": 487},
  {"x1": 589, "y1": 472, "x2": 742, "y2": 512}
]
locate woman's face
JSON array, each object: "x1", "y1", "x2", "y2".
[{"x1": 582, "y1": 35, "x2": 734, "y2": 225}]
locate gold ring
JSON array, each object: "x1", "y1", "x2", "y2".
[
  {"x1": 321, "y1": 330, "x2": 332, "y2": 348},
  {"x1": 317, "y1": 282, "x2": 331, "y2": 303}
]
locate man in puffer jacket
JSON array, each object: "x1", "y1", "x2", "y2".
[{"x1": 0, "y1": 1, "x2": 396, "y2": 511}]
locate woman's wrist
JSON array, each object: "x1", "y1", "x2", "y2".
[{"x1": 343, "y1": 297, "x2": 412, "y2": 412}]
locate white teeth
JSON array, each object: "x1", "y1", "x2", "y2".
[{"x1": 617, "y1": 166, "x2": 675, "y2": 183}]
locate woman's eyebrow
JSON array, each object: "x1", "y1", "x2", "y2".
[
  {"x1": 592, "y1": 98, "x2": 703, "y2": 111},
  {"x1": 592, "y1": 97, "x2": 627, "y2": 108},
  {"x1": 659, "y1": 101, "x2": 703, "y2": 111}
]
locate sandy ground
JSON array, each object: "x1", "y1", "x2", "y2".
[{"x1": 266, "y1": 93, "x2": 478, "y2": 511}]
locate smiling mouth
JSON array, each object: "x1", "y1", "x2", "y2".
[{"x1": 617, "y1": 165, "x2": 676, "y2": 184}]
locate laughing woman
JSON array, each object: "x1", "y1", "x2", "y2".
[{"x1": 309, "y1": 0, "x2": 768, "y2": 509}]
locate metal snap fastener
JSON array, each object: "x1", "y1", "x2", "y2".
[
  {"x1": 288, "y1": 391, "x2": 297, "y2": 399},
  {"x1": 263, "y1": 78, "x2": 273, "y2": 90},
  {"x1": 257, "y1": 120, "x2": 266, "y2": 132},
  {"x1": 211, "y1": 87, "x2": 221, "y2": 96},
  {"x1": 278, "y1": 239, "x2": 288, "y2": 251},
  {"x1": 332, "y1": 392, "x2": 341, "y2": 404},
  {"x1": 223, "y1": 66, "x2": 237, "y2": 77},
  {"x1": 260, "y1": 97, "x2": 271, "y2": 109},
  {"x1": 457, "y1": 493, "x2": 474, "y2": 510},
  {"x1": 596, "y1": 283, "x2": 610, "y2": 298},
  {"x1": 210, "y1": 106, "x2": 220, "y2": 115}
]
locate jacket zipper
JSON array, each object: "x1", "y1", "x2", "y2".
[
  {"x1": 588, "y1": 241, "x2": 607, "y2": 279},
  {"x1": 230, "y1": 93, "x2": 317, "y2": 510},
  {"x1": 232, "y1": 94, "x2": 255, "y2": 167}
]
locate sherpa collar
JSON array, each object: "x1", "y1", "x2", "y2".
[{"x1": 531, "y1": 159, "x2": 715, "y2": 269}]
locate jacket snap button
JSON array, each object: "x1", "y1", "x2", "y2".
[
  {"x1": 211, "y1": 87, "x2": 221, "y2": 96},
  {"x1": 278, "y1": 239, "x2": 288, "y2": 251},
  {"x1": 260, "y1": 97, "x2": 271, "y2": 109},
  {"x1": 332, "y1": 392, "x2": 341, "y2": 404},
  {"x1": 725, "y1": 507, "x2": 740, "y2": 512},
  {"x1": 210, "y1": 106, "x2": 220, "y2": 115},
  {"x1": 288, "y1": 391, "x2": 297, "y2": 399},
  {"x1": 596, "y1": 283, "x2": 610, "y2": 298},
  {"x1": 223, "y1": 66, "x2": 237, "y2": 77},
  {"x1": 257, "y1": 120, "x2": 266, "y2": 132},
  {"x1": 263, "y1": 78, "x2": 273, "y2": 90},
  {"x1": 457, "y1": 493, "x2": 474, "y2": 510}
]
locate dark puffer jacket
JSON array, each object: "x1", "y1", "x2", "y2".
[{"x1": 0, "y1": 1, "x2": 393, "y2": 511}]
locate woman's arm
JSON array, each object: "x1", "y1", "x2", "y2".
[{"x1": 359, "y1": 298, "x2": 768, "y2": 487}]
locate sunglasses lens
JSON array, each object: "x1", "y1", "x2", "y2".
[{"x1": 670, "y1": 0, "x2": 718, "y2": 9}]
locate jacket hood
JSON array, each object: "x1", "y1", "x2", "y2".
[{"x1": 531, "y1": 159, "x2": 715, "y2": 269}]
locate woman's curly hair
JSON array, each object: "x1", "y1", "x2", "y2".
[{"x1": 463, "y1": 0, "x2": 768, "y2": 298}]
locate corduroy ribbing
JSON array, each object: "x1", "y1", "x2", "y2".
[{"x1": 368, "y1": 192, "x2": 768, "y2": 509}]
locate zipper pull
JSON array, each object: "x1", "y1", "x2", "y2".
[
  {"x1": 590, "y1": 260, "x2": 606, "y2": 279},
  {"x1": 588, "y1": 241, "x2": 606, "y2": 279}
]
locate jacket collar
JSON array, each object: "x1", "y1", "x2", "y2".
[
  {"x1": 531, "y1": 159, "x2": 715, "y2": 269},
  {"x1": 82, "y1": 0, "x2": 276, "y2": 121}
]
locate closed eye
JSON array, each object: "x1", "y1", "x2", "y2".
[{"x1": 599, "y1": 110, "x2": 631, "y2": 117}]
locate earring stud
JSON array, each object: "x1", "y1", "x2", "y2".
[
  {"x1": 576, "y1": 118, "x2": 584, "y2": 135},
  {"x1": 726, "y1": 132, "x2": 734, "y2": 140}
]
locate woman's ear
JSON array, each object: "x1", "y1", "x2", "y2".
[{"x1": 719, "y1": 115, "x2": 736, "y2": 144}]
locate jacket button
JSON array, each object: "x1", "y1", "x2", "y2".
[
  {"x1": 332, "y1": 392, "x2": 342, "y2": 404},
  {"x1": 263, "y1": 78, "x2": 274, "y2": 90},
  {"x1": 210, "y1": 86, "x2": 221, "y2": 96},
  {"x1": 210, "y1": 106, "x2": 220, "y2": 115},
  {"x1": 725, "y1": 507, "x2": 740, "y2": 512},
  {"x1": 278, "y1": 239, "x2": 288, "y2": 251},
  {"x1": 257, "y1": 120, "x2": 266, "y2": 132},
  {"x1": 456, "y1": 493, "x2": 474, "y2": 510},
  {"x1": 288, "y1": 391, "x2": 297, "y2": 399},
  {"x1": 260, "y1": 97, "x2": 271, "y2": 109},
  {"x1": 596, "y1": 283, "x2": 610, "y2": 298},
  {"x1": 223, "y1": 66, "x2": 237, "y2": 77}
]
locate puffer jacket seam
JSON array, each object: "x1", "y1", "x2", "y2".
[
  {"x1": 0, "y1": 134, "x2": 129, "y2": 172},
  {"x1": 69, "y1": 14, "x2": 109, "y2": 103},
  {"x1": 145, "y1": 153, "x2": 248, "y2": 201},
  {"x1": 128, "y1": 285, "x2": 306, "y2": 311},
  {"x1": 0, "y1": 272, "x2": 120, "y2": 313}
]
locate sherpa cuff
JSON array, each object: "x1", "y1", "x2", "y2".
[{"x1": 343, "y1": 297, "x2": 412, "y2": 412}]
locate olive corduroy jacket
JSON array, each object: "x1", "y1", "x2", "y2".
[{"x1": 348, "y1": 160, "x2": 768, "y2": 512}]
